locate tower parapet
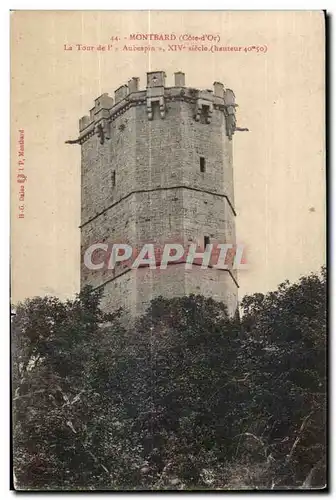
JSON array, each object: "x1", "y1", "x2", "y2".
[{"x1": 77, "y1": 71, "x2": 238, "y2": 142}]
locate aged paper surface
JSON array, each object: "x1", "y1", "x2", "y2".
[{"x1": 11, "y1": 11, "x2": 326, "y2": 490}]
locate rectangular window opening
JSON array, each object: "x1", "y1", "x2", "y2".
[
  {"x1": 204, "y1": 235, "x2": 210, "y2": 249},
  {"x1": 200, "y1": 105, "x2": 209, "y2": 124},
  {"x1": 200, "y1": 156, "x2": 205, "y2": 173},
  {"x1": 151, "y1": 100, "x2": 160, "y2": 119},
  {"x1": 112, "y1": 170, "x2": 116, "y2": 187}
]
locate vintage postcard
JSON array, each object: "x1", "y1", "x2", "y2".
[{"x1": 11, "y1": 10, "x2": 326, "y2": 490}]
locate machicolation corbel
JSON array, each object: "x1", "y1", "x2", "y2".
[{"x1": 194, "y1": 98, "x2": 213, "y2": 124}]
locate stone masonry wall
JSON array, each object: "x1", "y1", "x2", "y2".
[{"x1": 79, "y1": 72, "x2": 239, "y2": 316}]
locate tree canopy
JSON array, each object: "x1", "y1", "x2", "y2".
[{"x1": 12, "y1": 268, "x2": 326, "y2": 490}]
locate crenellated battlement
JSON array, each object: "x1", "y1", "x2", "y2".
[{"x1": 77, "y1": 71, "x2": 238, "y2": 142}]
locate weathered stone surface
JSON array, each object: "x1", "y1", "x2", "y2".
[{"x1": 79, "y1": 72, "x2": 239, "y2": 317}]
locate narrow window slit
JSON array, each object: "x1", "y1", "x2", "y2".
[{"x1": 204, "y1": 235, "x2": 210, "y2": 249}]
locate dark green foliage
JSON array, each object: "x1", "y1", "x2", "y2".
[
  {"x1": 238, "y1": 267, "x2": 327, "y2": 488},
  {"x1": 12, "y1": 269, "x2": 327, "y2": 490}
]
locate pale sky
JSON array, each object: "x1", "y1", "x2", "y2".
[{"x1": 11, "y1": 10, "x2": 326, "y2": 304}]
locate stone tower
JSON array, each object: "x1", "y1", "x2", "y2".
[{"x1": 76, "y1": 71, "x2": 239, "y2": 316}]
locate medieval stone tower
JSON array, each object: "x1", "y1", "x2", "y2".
[{"x1": 75, "y1": 71, "x2": 239, "y2": 316}]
